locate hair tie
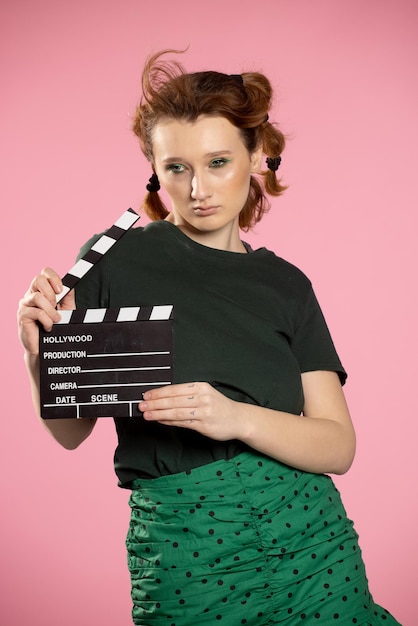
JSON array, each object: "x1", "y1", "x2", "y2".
[
  {"x1": 266, "y1": 156, "x2": 281, "y2": 172},
  {"x1": 229, "y1": 73, "x2": 244, "y2": 86},
  {"x1": 146, "y1": 172, "x2": 160, "y2": 192}
]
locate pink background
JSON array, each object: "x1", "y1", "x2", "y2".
[{"x1": 2, "y1": 1, "x2": 416, "y2": 623}]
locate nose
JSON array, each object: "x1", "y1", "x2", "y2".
[{"x1": 191, "y1": 171, "x2": 212, "y2": 201}]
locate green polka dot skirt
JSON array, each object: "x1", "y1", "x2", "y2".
[{"x1": 126, "y1": 451, "x2": 401, "y2": 625}]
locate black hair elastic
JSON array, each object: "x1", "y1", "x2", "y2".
[
  {"x1": 229, "y1": 74, "x2": 244, "y2": 87},
  {"x1": 266, "y1": 156, "x2": 282, "y2": 172},
  {"x1": 146, "y1": 172, "x2": 161, "y2": 192}
]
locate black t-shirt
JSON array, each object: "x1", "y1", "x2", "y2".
[{"x1": 75, "y1": 220, "x2": 346, "y2": 485}]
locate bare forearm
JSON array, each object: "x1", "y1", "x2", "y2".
[
  {"x1": 24, "y1": 353, "x2": 96, "y2": 449},
  {"x1": 237, "y1": 403, "x2": 356, "y2": 475},
  {"x1": 140, "y1": 373, "x2": 356, "y2": 474}
]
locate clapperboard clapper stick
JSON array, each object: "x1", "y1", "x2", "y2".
[
  {"x1": 56, "y1": 207, "x2": 140, "y2": 304},
  {"x1": 39, "y1": 208, "x2": 174, "y2": 419}
]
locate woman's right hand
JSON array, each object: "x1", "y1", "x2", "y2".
[
  {"x1": 18, "y1": 268, "x2": 97, "y2": 449},
  {"x1": 17, "y1": 267, "x2": 75, "y2": 356}
]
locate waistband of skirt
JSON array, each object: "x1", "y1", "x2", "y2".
[{"x1": 129, "y1": 450, "x2": 297, "y2": 493}]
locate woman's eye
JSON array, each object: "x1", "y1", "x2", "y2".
[
  {"x1": 166, "y1": 163, "x2": 185, "y2": 174},
  {"x1": 209, "y1": 158, "x2": 231, "y2": 169}
]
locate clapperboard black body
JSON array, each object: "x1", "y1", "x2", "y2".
[{"x1": 39, "y1": 306, "x2": 173, "y2": 419}]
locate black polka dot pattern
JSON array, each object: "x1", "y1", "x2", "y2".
[{"x1": 126, "y1": 451, "x2": 400, "y2": 625}]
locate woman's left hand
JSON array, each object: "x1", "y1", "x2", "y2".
[
  {"x1": 138, "y1": 372, "x2": 356, "y2": 475},
  {"x1": 139, "y1": 382, "x2": 240, "y2": 441}
]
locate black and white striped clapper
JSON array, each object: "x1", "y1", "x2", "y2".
[
  {"x1": 39, "y1": 306, "x2": 173, "y2": 419},
  {"x1": 56, "y1": 208, "x2": 139, "y2": 303}
]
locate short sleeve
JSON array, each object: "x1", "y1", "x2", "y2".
[{"x1": 290, "y1": 287, "x2": 347, "y2": 385}]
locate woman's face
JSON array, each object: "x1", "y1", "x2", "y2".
[{"x1": 152, "y1": 115, "x2": 262, "y2": 251}]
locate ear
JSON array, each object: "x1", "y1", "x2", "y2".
[{"x1": 250, "y1": 145, "x2": 264, "y2": 173}]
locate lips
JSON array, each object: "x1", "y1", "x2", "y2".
[{"x1": 193, "y1": 205, "x2": 219, "y2": 216}]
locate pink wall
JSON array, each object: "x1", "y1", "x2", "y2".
[{"x1": 2, "y1": 0, "x2": 416, "y2": 623}]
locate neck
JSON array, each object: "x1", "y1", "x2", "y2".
[{"x1": 164, "y1": 215, "x2": 247, "y2": 253}]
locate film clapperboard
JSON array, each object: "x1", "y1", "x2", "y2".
[{"x1": 39, "y1": 208, "x2": 174, "y2": 419}]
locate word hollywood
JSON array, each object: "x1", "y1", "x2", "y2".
[{"x1": 43, "y1": 334, "x2": 93, "y2": 343}]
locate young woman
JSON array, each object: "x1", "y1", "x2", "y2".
[{"x1": 17, "y1": 50, "x2": 401, "y2": 625}]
